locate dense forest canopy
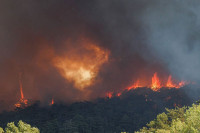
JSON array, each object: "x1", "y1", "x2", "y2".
[
  {"x1": 137, "y1": 103, "x2": 200, "y2": 133},
  {"x1": 3, "y1": 98, "x2": 200, "y2": 133},
  {"x1": 0, "y1": 87, "x2": 198, "y2": 133},
  {"x1": 0, "y1": 120, "x2": 39, "y2": 133}
]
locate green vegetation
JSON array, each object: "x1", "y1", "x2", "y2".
[
  {"x1": 0, "y1": 88, "x2": 194, "y2": 132},
  {"x1": 137, "y1": 103, "x2": 200, "y2": 133},
  {"x1": 0, "y1": 120, "x2": 39, "y2": 133}
]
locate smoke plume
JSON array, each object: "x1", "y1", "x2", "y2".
[{"x1": 0, "y1": 0, "x2": 200, "y2": 111}]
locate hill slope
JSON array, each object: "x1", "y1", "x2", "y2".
[{"x1": 0, "y1": 88, "x2": 194, "y2": 133}]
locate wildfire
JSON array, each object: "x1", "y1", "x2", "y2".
[
  {"x1": 15, "y1": 74, "x2": 28, "y2": 108},
  {"x1": 106, "y1": 92, "x2": 113, "y2": 99},
  {"x1": 151, "y1": 72, "x2": 161, "y2": 91},
  {"x1": 166, "y1": 75, "x2": 175, "y2": 88},
  {"x1": 117, "y1": 92, "x2": 122, "y2": 97},
  {"x1": 166, "y1": 75, "x2": 187, "y2": 88},
  {"x1": 19, "y1": 77, "x2": 24, "y2": 99},
  {"x1": 127, "y1": 80, "x2": 140, "y2": 90},
  {"x1": 50, "y1": 98, "x2": 54, "y2": 105},
  {"x1": 178, "y1": 81, "x2": 186, "y2": 88},
  {"x1": 105, "y1": 72, "x2": 189, "y2": 98},
  {"x1": 53, "y1": 39, "x2": 109, "y2": 90}
]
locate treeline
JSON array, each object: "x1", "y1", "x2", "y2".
[
  {"x1": 137, "y1": 102, "x2": 200, "y2": 132},
  {"x1": 0, "y1": 120, "x2": 39, "y2": 133},
  {"x1": 0, "y1": 88, "x2": 194, "y2": 133}
]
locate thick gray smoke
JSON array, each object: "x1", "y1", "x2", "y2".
[
  {"x1": 0, "y1": 0, "x2": 199, "y2": 111},
  {"x1": 89, "y1": 0, "x2": 200, "y2": 81},
  {"x1": 141, "y1": 0, "x2": 200, "y2": 82}
]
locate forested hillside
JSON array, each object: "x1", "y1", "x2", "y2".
[
  {"x1": 0, "y1": 120, "x2": 39, "y2": 133},
  {"x1": 0, "y1": 88, "x2": 195, "y2": 133},
  {"x1": 137, "y1": 102, "x2": 200, "y2": 133}
]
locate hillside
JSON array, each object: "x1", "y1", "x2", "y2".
[
  {"x1": 0, "y1": 87, "x2": 195, "y2": 133},
  {"x1": 137, "y1": 102, "x2": 200, "y2": 133}
]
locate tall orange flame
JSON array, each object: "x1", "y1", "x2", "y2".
[
  {"x1": 151, "y1": 72, "x2": 161, "y2": 91},
  {"x1": 49, "y1": 98, "x2": 54, "y2": 106},
  {"x1": 15, "y1": 73, "x2": 28, "y2": 108},
  {"x1": 19, "y1": 78, "x2": 24, "y2": 100},
  {"x1": 51, "y1": 99, "x2": 54, "y2": 105},
  {"x1": 105, "y1": 72, "x2": 190, "y2": 98},
  {"x1": 166, "y1": 75, "x2": 176, "y2": 88}
]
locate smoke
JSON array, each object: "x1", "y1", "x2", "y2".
[
  {"x1": 141, "y1": 0, "x2": 200, "y2": 82},
  {"x1": 0, "y1": 0, "x2": 200, "y2": 111}
]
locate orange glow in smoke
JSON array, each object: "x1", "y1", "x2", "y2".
[
  {"x1": 151, "y1": 72, "x2": 161, "y2": 91},
  {"x1": 53, "y1": 39, "x2": 109, "y2": 90}
]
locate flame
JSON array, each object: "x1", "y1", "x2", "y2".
[
  {"x1": 126, "y1": 74, "x2": 188, "y2": 92},
  {"x1": 178, "y1": 81, "x2": 186, "y2": 87},
  {"x1": 105, "y1": 92, "x2": 121, "y2": 98},
  {"x1": 167, "y1": 75, "x2": 187, "y2": 88},
  {"x1": 117, "y1": 92, "x2": 121, "y2": 97},
  {"x1": 19, "y1": 78, "x2": 24, "y2": 100},
  {"x1": 166, "y1": 75, "x2": 176, "y2": 88},
  {"x1": 15, "y1": 74, "x2": 28, "y2": 108},
  {"x1": 53, "y1": 39, "x2": 109, "y2": 90},
  {"x1": 127, "y1": 80, "x2": 141, "y2": 90},
  {"x1": 106, "y1": 92, "x2": 113, "y2": 99},
  {"x1": 151, "y1": 72, "x2": 161, "y2": 91},
  {"x1": 105, "y1": 72, "x2": 190, "y2": 98},
  {"x1": 50, "y1": 99, "x2": 54, "y2": 105}
]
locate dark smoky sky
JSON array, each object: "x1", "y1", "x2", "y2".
[{"x1": 0, "y1": 0, "x2": 200, "y2": 110}]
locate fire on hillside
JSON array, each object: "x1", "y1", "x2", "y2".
[{"x1": 105, "y1": 72, "x2": 189, "y2": 99}]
